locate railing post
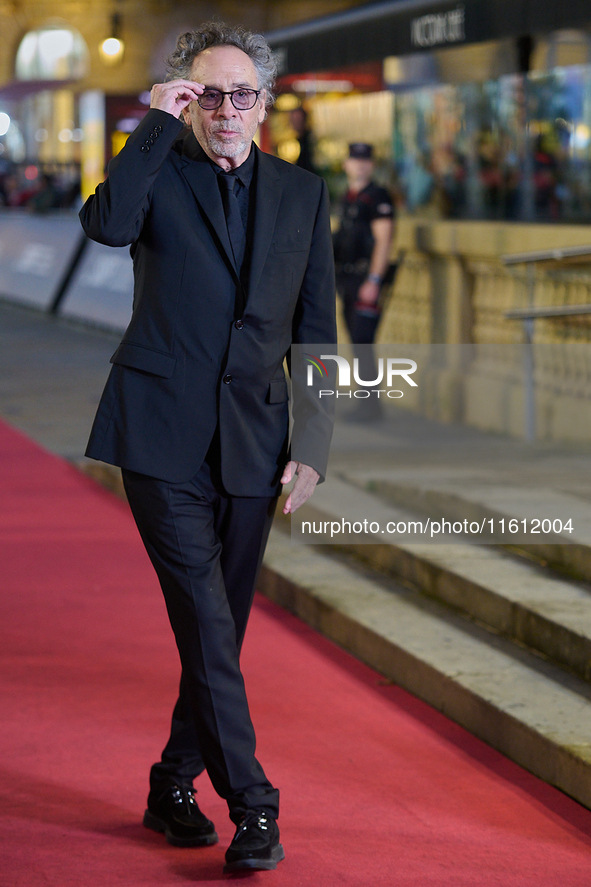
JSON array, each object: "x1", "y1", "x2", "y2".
[
  {"x1": 523, "y1": 315, "x2": 535, "y2": 442},
  {"x1": 523, "y1": 264, "x2": 536, "y2": 442}
]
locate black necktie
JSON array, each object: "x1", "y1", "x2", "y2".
[{"x1": 218, "y1": 173, "x2": 246, "y2": 274}]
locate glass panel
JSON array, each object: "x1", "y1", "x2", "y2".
[{"x1": 393, "y1": 64, "x2": 591, "y2": 223}]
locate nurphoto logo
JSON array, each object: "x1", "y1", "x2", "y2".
[{"x1": 304, "y1": 353, "x2": 418, "y2": 399}]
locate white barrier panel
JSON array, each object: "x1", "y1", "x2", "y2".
[
  {"x1": 0, "y1": 211, "x2": 85, "y2": 310},
  {"x1": 59, "y1": 240, "x2": 133, "y2": 332}
]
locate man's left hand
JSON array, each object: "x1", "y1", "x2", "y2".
[{"x1": 281, "y1": 461, "x2": 320, "y2": 514}]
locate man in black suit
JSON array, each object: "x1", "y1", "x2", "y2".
[{"x1": 80, "y1": 22, "x2": 336, "y2": 874}]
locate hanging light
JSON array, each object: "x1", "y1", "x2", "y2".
[{"x1": 99, "y1": 12, "x2": 124, "y2": 66}]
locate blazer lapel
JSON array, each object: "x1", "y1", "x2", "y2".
[
  {"x1": 177, "y1": 135, "x2": 283, "y2": 293},
  {"x1": 178, "y1": 133, "x2": 238, "y2": 276},
  {"x1": 248, "y1": 147, "x2": 282, "y2": 300}
]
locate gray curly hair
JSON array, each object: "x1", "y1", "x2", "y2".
[{"x1": 166, "y1": 22, "x2": 278, "y2": 111}]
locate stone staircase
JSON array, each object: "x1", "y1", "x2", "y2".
[{"x1": 259, "y1": 474, "x2": 591, "y2": 809}]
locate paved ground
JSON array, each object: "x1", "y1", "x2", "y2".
[{"x1": 0, "y1": 300, "x2": 119, "y2": 460}]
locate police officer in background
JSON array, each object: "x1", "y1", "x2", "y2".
[{"x1": 333, "y1": 142, "x2": 395, "y2": 420}]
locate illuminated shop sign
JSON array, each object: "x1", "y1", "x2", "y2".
[{"x1": 410, "y1": 5, "x2": 466, "y2": 48}]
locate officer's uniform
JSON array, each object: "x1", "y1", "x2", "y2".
[{"x1": 333, "y1": 180, "x2": 394, "y2": 344}]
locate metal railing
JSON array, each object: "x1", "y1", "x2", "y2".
[{"x1": 501, "y1": 245, "x2": 591, "y2": 441}]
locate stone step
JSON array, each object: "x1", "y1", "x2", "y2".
[
  {"x1": 289, "y1": 478, "x2": 591, "y2": 683},
  {"x1": 260, "y1": 527, "x2": 591, "y2": 810},
  {"x1": 347, "y1": 468, "x2": 591, "y2": 583}
]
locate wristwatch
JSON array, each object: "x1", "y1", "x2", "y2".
[{"x1": 367, "y1": 273, "x2": 382, "y2": 284}]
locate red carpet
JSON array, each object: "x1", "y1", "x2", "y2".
[{"x1": 2, "y1": 419, "x2": 591, "y2": 885}]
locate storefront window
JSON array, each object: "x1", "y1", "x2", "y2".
[{"x1": 393, "y1": 64, "x2": 591, "y2": 223}]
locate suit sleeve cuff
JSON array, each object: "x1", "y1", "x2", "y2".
[{"x1": 123, "y1": 108, "x2": 185, "y2": 156}]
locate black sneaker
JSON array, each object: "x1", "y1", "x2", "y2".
[
  {"x1": 223, "y1": 810, "x2": 284, "y2": 872},
  {"x1": 143, "y1": 784, "x2": 218, "y2": 847}
]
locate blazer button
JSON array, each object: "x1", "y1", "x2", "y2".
[
  {"x1": 234, "y1": 319, "x2": 244, "y2": 330},
  {"x1": 151, "y1": 131, "x2": 159, "y2": 138},
  {"x1": 145, "y1": 138, "x2": 154, "y2": 146},
  {"x1": 140, "y1": 145, "x2": 150, "y2": 153},
  {"x1": 223, "y1": 373, "x2": 233, "y2": 384},
  {"x1": 153, "y1": 125, "x2": 162, "y2": 132}
]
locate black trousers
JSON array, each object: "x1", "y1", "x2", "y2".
[
  {"x1": 337, "y1": 273, "x2": 383, "y2": 416},
  {"x1": 337, "y1": 271, "x2": 382, "y2": 346},
  {"x1": 122, "y1": 454, "x2": 279, "y2": 825}
]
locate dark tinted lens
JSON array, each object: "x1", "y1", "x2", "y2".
[
  {"x1": 199, "y1": 90, "x2": 222, "y2": 109},
  {"x1": 232, "y1": 89, "x2": 257, "y2": 109}
]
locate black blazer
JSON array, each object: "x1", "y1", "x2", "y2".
[{"x1": 80, "y1": 109, "x2": 336, "y2": 495}]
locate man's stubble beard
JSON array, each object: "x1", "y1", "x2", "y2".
[
  {"x1": 208, "y1": 130, "x2": 250, "y2": 159},
  {"x1": 194, "y1": 117, "x2": 259, "y2": 160}
]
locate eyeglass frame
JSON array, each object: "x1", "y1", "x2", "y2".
[{"x1": 196, "y1": 88, "x2": 261, "y2": 111}]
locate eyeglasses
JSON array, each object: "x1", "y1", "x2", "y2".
[{"x1": 197, "y1": 88, "x2": 261, "y2": 111}]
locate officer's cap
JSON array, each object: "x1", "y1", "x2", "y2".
[{"x1": 348, "y1": 143, "x2": 373, "y2": 160}]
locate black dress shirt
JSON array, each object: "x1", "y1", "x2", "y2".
[{"x1": 211, "y1": 147, "x2": 256, "y2": 287}]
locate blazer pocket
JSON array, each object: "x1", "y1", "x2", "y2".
[
  {"x1": 267, "y1": 378, "x2": 289, "y2": 404},
  {"x1": 110, "y1": 342, "x2": 176, "y2": 378}
]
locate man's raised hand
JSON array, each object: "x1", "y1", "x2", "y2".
[{"x1": 150, "y1": 80, "x2": 205, "y2": 117}]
